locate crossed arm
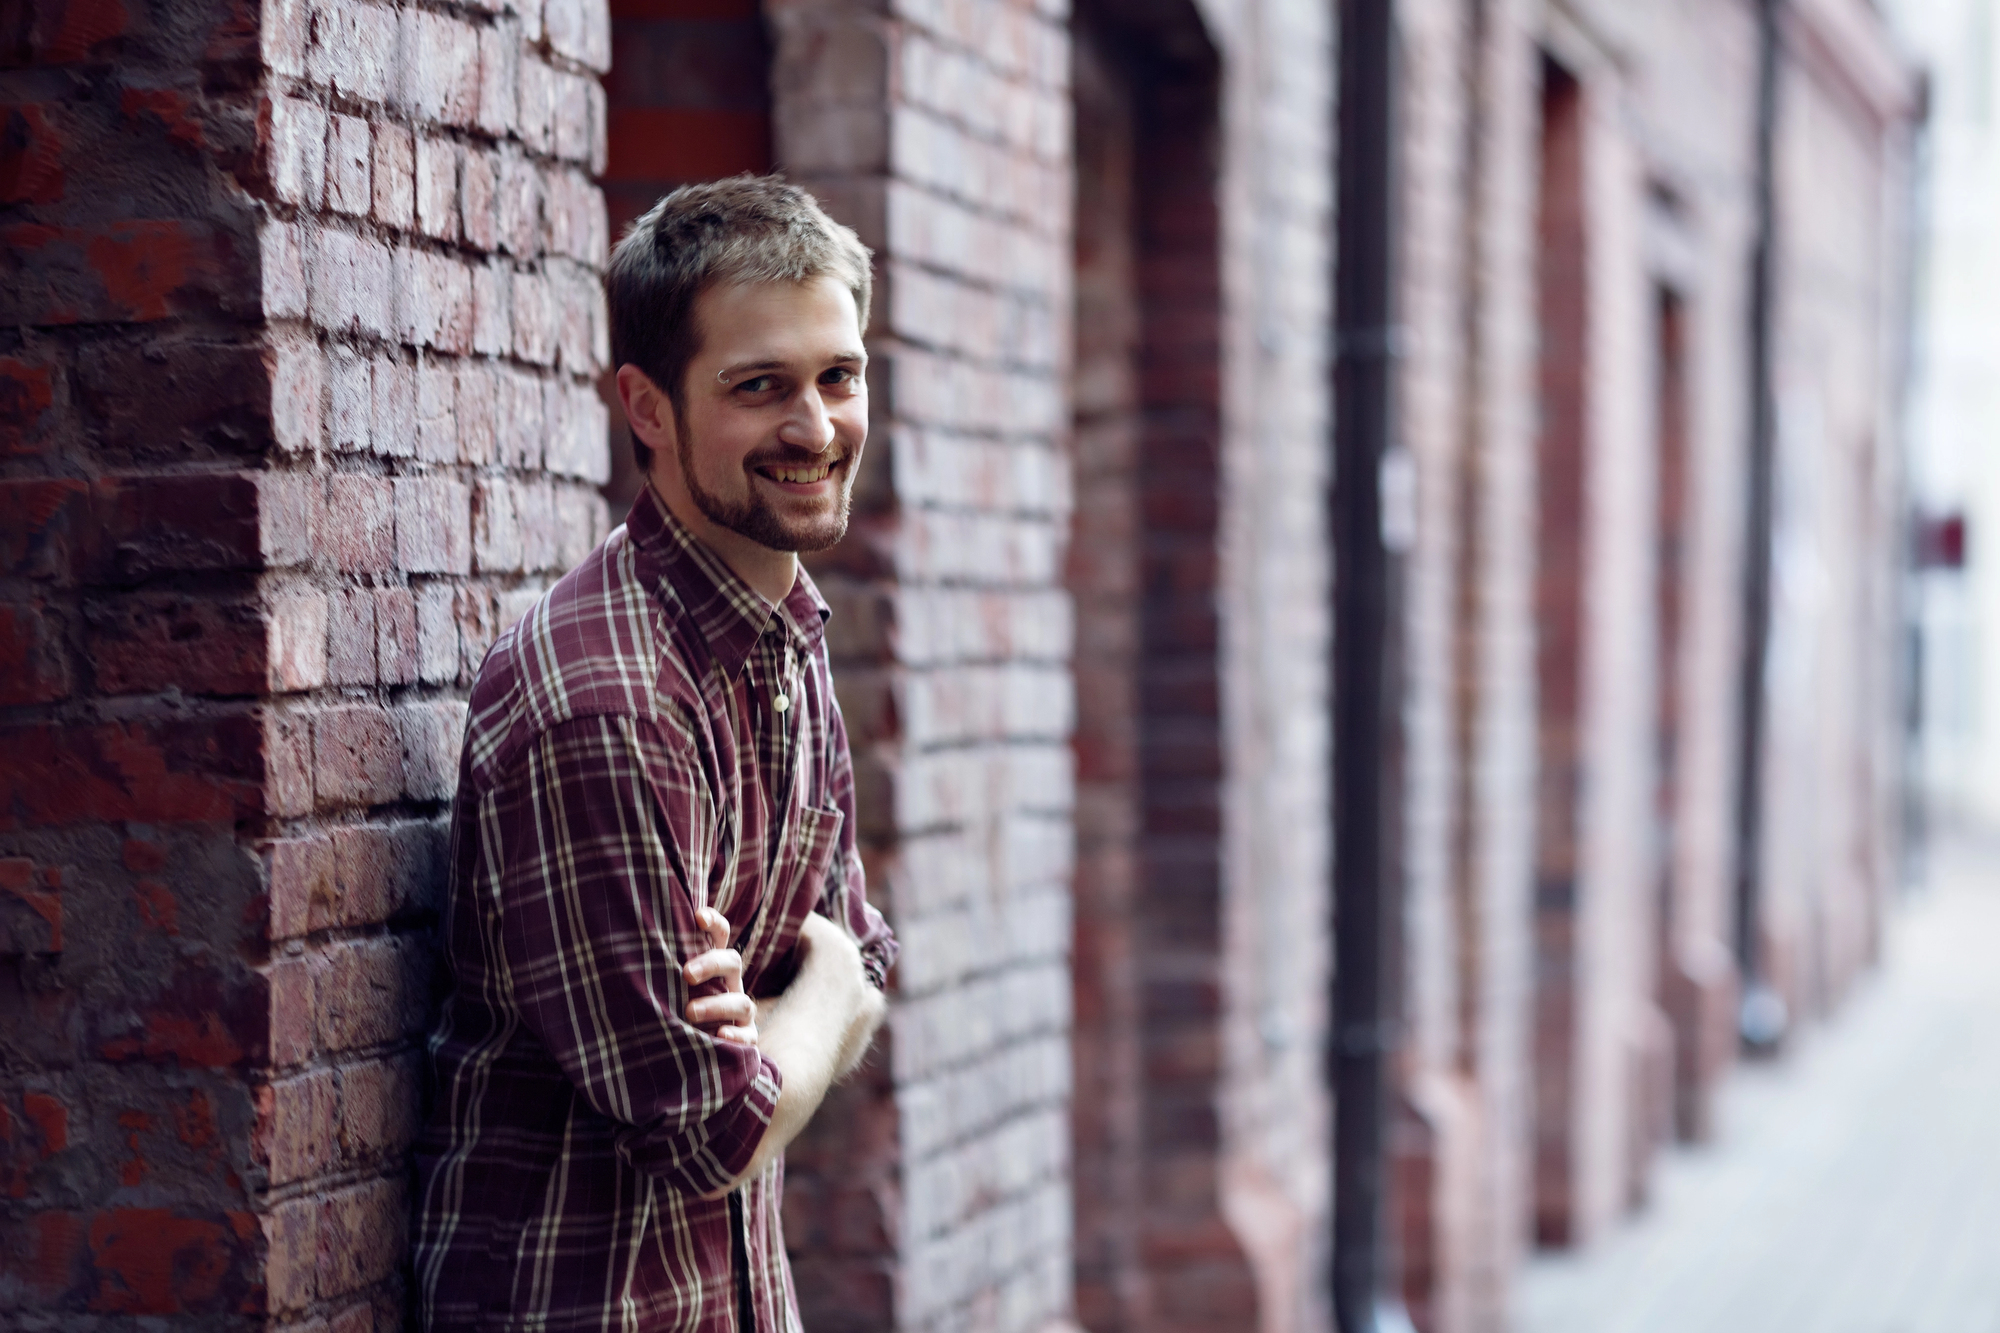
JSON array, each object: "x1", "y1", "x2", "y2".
[{"x1": 683, "y1": 906, "x2": 887, "y2": 1195}]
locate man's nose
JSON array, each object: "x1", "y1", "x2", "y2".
[{"x1": 778, "y1": 387, "x2": 836, "y2": 453}]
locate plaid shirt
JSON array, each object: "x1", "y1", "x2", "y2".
[{"x1": 414, "y1": 485, "x2": 896, "y2": 1332}]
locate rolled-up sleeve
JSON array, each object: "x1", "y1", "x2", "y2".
[
  {"x1": 823, "y1": 699, "x2": 898, "y2": 990},
  {"x1": 497, "y1": 714, "x2": 780, "y2": 1196}
]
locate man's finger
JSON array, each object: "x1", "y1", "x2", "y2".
[
  {"x1": 716, "y1": 1023, "x2": 758, "y2": 1047},
  {"x1": 697, "y1": 906, "x2": 731, "y2": 951},
  {"x1": 688, "y1": 992, "x2": 756, "y2": 1027},
  {"x1": 684, "y1": 947, "x2": 745, "y2": 988}
]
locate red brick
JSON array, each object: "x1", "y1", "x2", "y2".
[
  {"x1": 472, "y1": 257, "x2": 513, "y2": 355},
  {"x1": 329, "y1": 818, "x2": 446, "y2": 923},
  {"x1": 317, "y1": 1175, "x2": 405, "y2": 1299},
  {"x1": 393, "y1": 477, "x2": 471, "y2": 575},
  {"x1": 496, "y1": 148, "x2": 545, "y2": 257},
  {"x1": 263, "y1": 835, "x2": 333, "y2": 940},
  {"x1": 0, "y1": 356, "x2": 58, "y2": 456},
  {"x1": 84, "y1": 591, "x2": 266, "y2": 697},
  {"x1": 311, "y1": 704, "x2": 404, "y2": 808},
  {"x1": 0, "y1": 478, "x2": 88, "y2": 580},
  {"x1": 327, "y1": 347, "x2": 372, "y2": 452},
  {"x1": 262, "y1": 949, "x2": 323, "y2": 1069},
  {"x1": 74, "y1": 339, "x2": 273, "y2": 462},
  {"x1": 371, "y1": 122, "x2": 415, "y2": 229},
  {"x1": 511, "y1": 267, "x2": 557, "y2": 365},
  {"x1": 0, "y1": 601, "x2": 71, "y2": 704},
  {"x1": 0, "y1": 716, "x2": 268, "y2": 825},
  {"x1": 325, "y1": 588, "x2": 377, "y2": 686},
  {"x1": 324, "y1": 475, "x2": 394, "y2": 572},
  {"x1": 82, "y1": 473, "x2": 262, "y2": 584},
  {"x1": 374, "y1": 587, "x2": 417, "y2": 685},
  {"x1": 83, "y1": 1208, "x2": 256, "y2": 1316}
]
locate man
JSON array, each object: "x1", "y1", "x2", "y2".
[{"x1": 414, "y1": 176, "x2": 897, "y2": 1332}]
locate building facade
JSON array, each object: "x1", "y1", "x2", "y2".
[{"x1": 0, "y1": 2, "x2": 1915, "y2": 1332}]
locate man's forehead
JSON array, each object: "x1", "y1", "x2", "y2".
[{"x1": 694, "y1": 276, "x2": 862, "y2": 357}]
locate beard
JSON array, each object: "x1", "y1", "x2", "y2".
[
  {"x1": 676, "y1": 402, "x2": 856, "y2": 552},
  {"x1": 676, "y1": 420, "x2": 854, "y2": 555}
]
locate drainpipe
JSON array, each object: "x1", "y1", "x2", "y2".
[
  {"x1": 1735, "y1": 0, "x2": 1786, "y2": 1051},
  {"x1": 1331, "y1": 1, "x2": 1413, "y2": 1329}
]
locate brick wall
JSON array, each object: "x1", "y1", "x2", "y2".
[
  {"x1": 0, "y1": 0, "x2": 610, "y2": 1321},
  {"x1": 766, "y1": 1, "x2": 1079, "y2": 1328}
]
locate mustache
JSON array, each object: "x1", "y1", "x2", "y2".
[{"x1": 745, "y1": 445, "x2": 847, "y2": 470}]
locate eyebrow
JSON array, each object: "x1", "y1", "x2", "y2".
[{"x1": 719, "y1": 351, "x2": 868, "y2": 381}]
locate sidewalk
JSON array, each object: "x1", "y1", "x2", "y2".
[{"x1": 1514, "y1": 830, "x2": 2000, "y2": 1333}]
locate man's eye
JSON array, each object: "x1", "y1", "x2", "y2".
[
  {"x1": 821, "y1": 368, "x2": 860, "y2": 388},
  {"x1": 736, "y1": 376, "x2": 778, "y2": 394}
]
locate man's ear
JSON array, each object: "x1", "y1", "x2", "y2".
[{"x1": 616, "y1": 364, "x2": 678, "y2": 458}]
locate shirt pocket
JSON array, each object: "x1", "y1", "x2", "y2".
[{"x1": 740, "y1": 802, "x2": 844, "y2": 996}]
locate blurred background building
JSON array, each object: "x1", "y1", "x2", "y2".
[{"x1": 0, "y1": 2, "x2": 1954, "y2": 1333}]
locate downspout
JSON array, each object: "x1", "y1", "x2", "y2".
[
  {"x1": 1734, "y1": 0, "x2": 1786, "y2": 1050},
  {"x1": 1331, "y1": 2, "x2": 1413, "y2": 1329}
]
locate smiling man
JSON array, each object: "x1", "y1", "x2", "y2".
[{"x1": 414, "y1": 177, "x2": 897, "y2": 1333}]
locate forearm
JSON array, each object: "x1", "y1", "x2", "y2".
[{"x1": 720, "y1": 967, "x2": 885, "y2": 1191}]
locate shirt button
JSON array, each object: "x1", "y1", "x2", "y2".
[{"x1": 773, "y1": 694, "x2": 791, "y2": 713}]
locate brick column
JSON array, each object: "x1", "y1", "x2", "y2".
[
  {"x1": 767, "y1": 2, "x2": 1077, "y2": 1329},
  {"x1": 1, "y1": 0, "x2": 610, "y2": 1322}
]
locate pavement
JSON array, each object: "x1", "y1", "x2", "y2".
[{"x1": 1513, "y1": 828, "x2": 2000, "y2": 1333}]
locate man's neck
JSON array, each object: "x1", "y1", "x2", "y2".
[{"x1": 647, "y1": 476, "x2": 799, "y2": 606}]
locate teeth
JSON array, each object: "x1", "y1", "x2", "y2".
[{"x1": 768, "y1": 462, "x2": 833, "y2": 484}]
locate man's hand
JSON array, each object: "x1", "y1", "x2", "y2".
[
  {"x1": 708, "y1": 910, "x2": 887, "y2": 1196},
  {"x1": 684, "y1": 907, "x2": 758, "y2": 1047}
]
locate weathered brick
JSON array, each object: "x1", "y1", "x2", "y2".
[
  {"x1": 414, "y1": 582, "x2": 458, "y2": 684},
  {"x1": 261, "y1": 217, "x2": 309, "y2": 321},
  {"x1": 472, "y1": 477, "x2": 522, "y2": 574},
  {"x1": 375, "y1": 587, "x2": 417, "y2": 685},
  {"x1": 398, "y1": 9, "x2": 481, "y2": 128},
  {"x1": 270, "y1": 335, "x2": 324, "y2": 454},
  {"x1": 263, "y1": 834, "x2": 334, "y2": 940},
  {"x1": 265, "y1": 1194, "x2": 319, "y2": 1311},
  {"x1": 394, "y1": 245, "x2": 474, "y2": 353},
  {"x1": 311, "y1": 704, "x2": 404, "y2": 808},
  {"x1": 306, "y1": 0, "x2": 396, "y2": 104},
  {"x1": 477, "y1": 20, "x2": 521, "y2": 137},
  {"x1": 511, "y1": 267, "x2": 557, "y2": 365},
  {"x1": 457, "y1": 363, "x2": 497, "y2": 465},
  {"x1": 414, "y1": 134, "x2": 460, "y2": 243},
  {"x1": 327, "y1": 348, "x2": 371, "y2": 452},
  {"x1": 461, "y1": 145, "x2": 498, "y2": 252},
  {"x1": 308, "y1": 226, "x2": 395, "y2": 339},
  {"x1": 323, "y1": 476, "x2": 394, "y2": 573},
  {"x1": 316, "y1": 936, "x2": 427, "y2": 1053},
  {"x1": 369, "y1": 355, "x2": 417, "y2": 458},
  {"x1": 325, "y1": 589, "x2": 377, "y2": 686},
  {"x1": 415, "y1": 357, "x2": 457, "y2": 464},
  {"x1": 0, "y1": 601, "x2": 71, "y2": 705},
  {"x1": 254, "y1": 1068, "x2": 336, "y2": 1185},
  {"x1": 326, "y1": 113, "x2": 372, "y2": 217},
  {"x1": 371, "y1": 122, "x2": 415, "y2": 230},
  {"x1": 265, "y1": 585, "x2": 329, "y2": 693},
  {"x1": 338, "y1": 1054, "x2": 423, "y2": 1164},
  {"x1": 394, "y1": 477, "x2": 472, "y2": 575},
  {"x1": 264, "y1": 94, "x2": 326, "y2": 208},
  {"x1": 472, "y1": 258, "x2": 513, "y2": 356},
  {"x1": 317, "y1": 1175, "x2": 406, "y2": 1299},
  {"x1": 496, "y1": 147, "x2": 545, "y2": 257},
  {"x1": 394, "y1": 700, "x2": 467, "y2": 801}
]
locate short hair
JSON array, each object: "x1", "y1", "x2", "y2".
[{"x1": 607, "y1": 175, "x2": 873, "y2": 473}]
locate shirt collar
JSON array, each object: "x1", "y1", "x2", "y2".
[{"x1": 625, "y1": 484, "x2": 830, "y2": 679}]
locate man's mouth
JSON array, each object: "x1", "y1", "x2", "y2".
[{"x1": 755, "y1": 458, "x2": 839, "y2": 487}]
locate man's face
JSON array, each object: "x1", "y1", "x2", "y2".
[{"x1": 658, "y1": 276, "x2": 868, "y2": 555}]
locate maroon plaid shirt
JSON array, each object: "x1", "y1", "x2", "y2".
[{"x1": 414, "y1": 485, "x2": 895, "y2": 1332}]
